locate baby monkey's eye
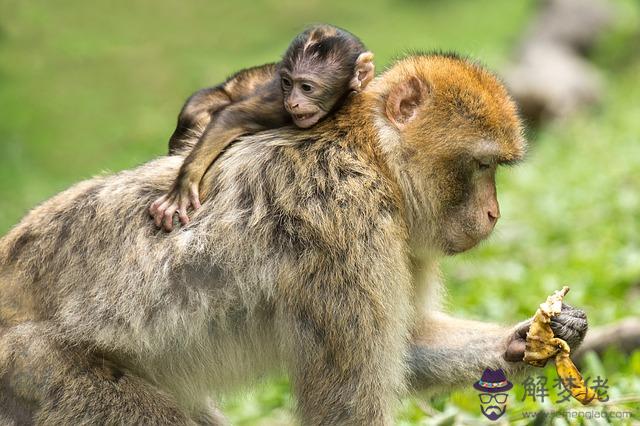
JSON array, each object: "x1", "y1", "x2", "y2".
[
  {"x1": 300, "y1": 83, "x2": 313, "y2": 93},
  {"x1": 281, "y1": 77, "x2": 292, "y2": 90}
]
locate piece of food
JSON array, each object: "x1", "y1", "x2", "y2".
[
  {"x1": 555, "y1": 347, "x2": 597, "y2": 404},
  {"x1": 523, "y1": 286, "x2": 568, "y2": 367},
  {"x1": 524, "y1": 286, "x2": 597, "y2": 405}
]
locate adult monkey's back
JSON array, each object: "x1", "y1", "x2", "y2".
[{"x1": 0, "y1": 54, "x2": 587, "y2": 425}]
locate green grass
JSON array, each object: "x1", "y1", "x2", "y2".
[{"x1": 1, "y1": 0, "x2": 639, "y2": 424}]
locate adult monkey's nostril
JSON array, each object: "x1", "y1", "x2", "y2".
[{"x1": 488, "y1": 209, "x2": 500, "y2": 224}]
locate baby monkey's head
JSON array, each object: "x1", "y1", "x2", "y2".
[{"x1": 280, "y1": 25, "x2": 374, "y2": 128}]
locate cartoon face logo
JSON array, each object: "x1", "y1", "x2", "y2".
[{"x1": 473, "y1": 368, "x2": 513, "y2": 421}]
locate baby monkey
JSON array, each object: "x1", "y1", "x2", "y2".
[{"x1": 150, "y1": 25, "x2": 375, "y2": 231}]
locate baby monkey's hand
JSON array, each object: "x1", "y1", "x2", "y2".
[{"x1": 149, "y1": 179, "x2": 201, "y2": 232}]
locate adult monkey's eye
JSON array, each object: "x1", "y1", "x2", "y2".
[
  {"x1": 301, "y1": 83, "x2": 313, "y2": 93},
  {"x1": 281, "y1": 77, "x2": 292, "y2": 89},
  {"x1": 477, "y1": 160, "x2": 491, "y2": 170}
]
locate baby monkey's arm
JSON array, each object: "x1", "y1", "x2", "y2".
[
  {"x1": 167, "y1": 87, "x2": 232, "y2": 155},
  {"x1": 150, "y1": 92, "x2": 288, "y2": 231},
  {"x1": 167, "y1": 63, "x2": 278, "y2": 155}
]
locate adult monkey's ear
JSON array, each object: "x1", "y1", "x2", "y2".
[
  {"x1": 385, "y1": 76, "x2": 429, "y2": 129},
  {"x1": 350, "y1": 51, "x2": 375, "y2": 91}
]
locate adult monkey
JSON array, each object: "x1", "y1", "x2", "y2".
[{"x1": 0, "y1": 53, "x2": 587, "y2": 424}]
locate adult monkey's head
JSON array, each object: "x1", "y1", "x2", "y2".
[{"x1": 369, "y1": 54, "x2": 526, "y2": 255}]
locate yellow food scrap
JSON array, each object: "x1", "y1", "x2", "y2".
[{"x1": 524, "y1": 286, "x2": 597, "y2": 405}]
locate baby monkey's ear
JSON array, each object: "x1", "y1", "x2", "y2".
[{"x1": 350, "y1": 52, "x2": 375, "y2": 91}]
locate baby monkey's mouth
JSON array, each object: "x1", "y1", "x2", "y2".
[
  {"x1": 294, "y1": 113, "x2": 314, "y2": 120},
  {"x1": 291, "y1": 111, "x2": 324, "y2": 128}
]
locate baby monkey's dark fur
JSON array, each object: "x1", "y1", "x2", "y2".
[{"x1": 151, "y1": 25, "x2": 374, "y2": 231}]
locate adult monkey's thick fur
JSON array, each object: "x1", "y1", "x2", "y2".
[{"x1": 0, "y1": 54, "x2": 587, "y2": 425}]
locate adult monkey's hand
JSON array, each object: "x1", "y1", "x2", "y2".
[
  {"x1": 506, "y1": 287, "x2": 595, "y2": 405},
  {"x1": 504, "y1": 296, "x2": 588, "y2": 362}
]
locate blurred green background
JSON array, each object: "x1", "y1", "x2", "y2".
[{"x1": 1, "y1": 0, "x2": 639, "y2": 424}]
